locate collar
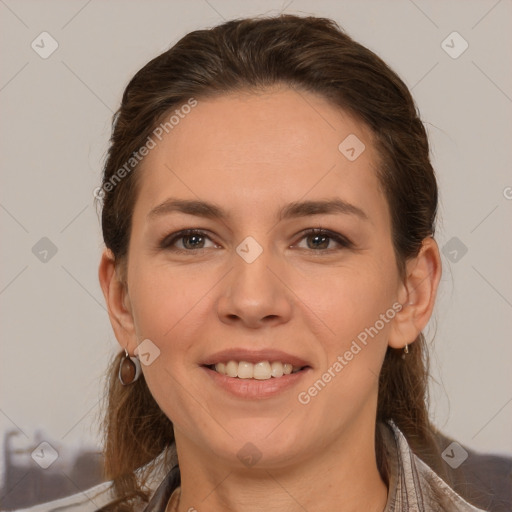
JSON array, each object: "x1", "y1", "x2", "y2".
[
  {"x1": 142, "y1": 420, "x2": 486, "y2": 512},
  {"x1": 380, "y1": 420, "x2": 485, "y2": 511},
  {"x1": 17, "y1": 421, "x2": 488, "y2": 511}
]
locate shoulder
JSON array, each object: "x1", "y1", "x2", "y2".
[
  {"x1": 11, "y1": 448, "x2": 175, "y2": 512},
  {"x1": 11, "y1": 480, "x2": 116, "y2": 512},
  {"x1": 381, "y1": 420, "x2": 512, "y2": 512}
]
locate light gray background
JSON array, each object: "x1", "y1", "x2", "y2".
[{"x1": 1, "y1": 0, "x2": 511, "y2": 494}]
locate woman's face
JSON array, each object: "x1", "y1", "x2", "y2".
[{"x1": 122, "y1": 86, "x2": 406, "y2": 468}]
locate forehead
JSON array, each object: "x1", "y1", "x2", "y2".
[{"x1": 134, "y1": 87, "x2": 389, "y2": 229}]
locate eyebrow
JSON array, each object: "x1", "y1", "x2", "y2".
[{"x1": 147, "y1": 197, "x2": 369, "y2": 222}]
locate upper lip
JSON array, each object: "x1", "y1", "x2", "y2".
[{"x1": 201, "y1": 348, "x2": 311, "y2": 368}]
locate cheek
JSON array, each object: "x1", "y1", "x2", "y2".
[
  {"x1": 291, "y1": 259, "x2": 397, "y2": 342},
  {"x1": 289, "y1": 261, "x2": 398, "y2": 409},
  {"x1": 127, "y1": 264, "x2": 208, "y2": 424},
  {"x1": 128, "y1": 261, "x2": 213, "y2": 340}
]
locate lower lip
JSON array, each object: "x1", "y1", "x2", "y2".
[{"x1": 202, "y1": 366, "x2": 311, "y2": 399}]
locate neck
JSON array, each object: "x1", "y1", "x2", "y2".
[{"x1": 173, "y1": 419, "x2": 388, "y2": 512}]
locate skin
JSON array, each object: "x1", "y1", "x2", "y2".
[{"x1": 99, "y1": 86, "x2": 441, "y2": 512}]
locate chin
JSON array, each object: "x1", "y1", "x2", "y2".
[{"x1": 199, "y1": 423, "x2": 310, "y2": 470}]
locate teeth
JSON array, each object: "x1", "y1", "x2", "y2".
[
  {"x1": 213, "y1": 360, "x2": 302, "y2": 380},
  {"x1": 238, "y1": 361, "x2": 253, "y2": 379},
  {"x1": 270, "y1": 361, "x2": 283, "y2": 378},
  {"x1": 225, "y1": 361, "x2": 238, "y2": 378}
]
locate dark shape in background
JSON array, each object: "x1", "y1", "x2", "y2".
[{"x1": 1, "y1": 430, "x2": 105, "y2": 510}]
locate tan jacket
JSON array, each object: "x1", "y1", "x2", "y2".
[{"x1": 15, "y1": 420, "x2": 511, "y2": 512}]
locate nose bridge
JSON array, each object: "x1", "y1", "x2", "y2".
[
  {"x1": 233, "y1": 235, "x2": 279, "y2": 302},
  {"x1": 235, "y1": 239, "x2": 274, "y2": 291}
]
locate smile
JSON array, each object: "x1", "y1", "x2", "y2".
[{"x1": 207, "y1": 360, "x2": 305, "y2": 380}]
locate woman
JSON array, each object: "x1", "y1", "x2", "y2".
[{"x1": 18, "y1": 14, "x2": 511, "y2": 512}]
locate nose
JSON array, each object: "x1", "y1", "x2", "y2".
[{"x1": 216, "y1": 243, "x2": 293, "y2": 329}]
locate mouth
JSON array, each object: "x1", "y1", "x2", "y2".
[
  {"x1": 200, "y1": 349, "x2": 312, "y2": 398},
  {"x1": 203, "y1": 360, "x2": 310, "y2": 380}
]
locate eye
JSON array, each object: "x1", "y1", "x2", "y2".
[
  {"x1": 159, "y1": 227, "x2": 353, "y2": 254},
  {"x1": 294, "y1": 228, "x2": 353, "y2": 251},
  {"x1": 159, "y1": 229, "x2": 217, "y2": 252}
]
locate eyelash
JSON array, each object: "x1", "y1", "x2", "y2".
[{"x1": 158, "y1": 228, "x2": 353, "y2": 254}]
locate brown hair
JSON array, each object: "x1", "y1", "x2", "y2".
[{"x1": 99, "y1": 14, "x2": 445, "y2": 508}]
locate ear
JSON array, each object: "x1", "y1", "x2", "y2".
[
  {"x1": 388, "y1": 237, "x2": 442, "y2": 349},
  {"x1": 98, "y1": 248, "x2": 138, "y2": 355}
]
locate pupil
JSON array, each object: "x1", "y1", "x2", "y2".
[
  {"x1": 310, "y1": 234, "x2": 328, "y2": 249},
  {"x1": 185, "y1": 235, "x2": 203, "y2": 249}
]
